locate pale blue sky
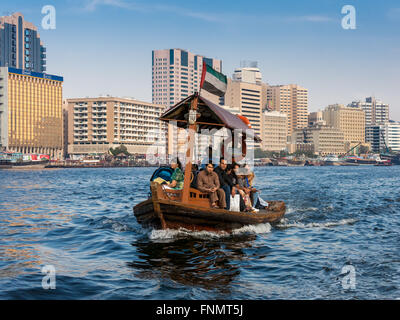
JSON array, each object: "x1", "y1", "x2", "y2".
[{"x1": 3, "y1": 0, "x2": 400, "y2": 119}]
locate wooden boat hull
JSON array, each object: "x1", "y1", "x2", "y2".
[{"x1": 134, "y1": 187, "x2": 286, "y2": 233}]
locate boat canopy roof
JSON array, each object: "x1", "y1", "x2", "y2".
[{"x1": 160, "y1": 93, "x2": 261, "y2": 142}]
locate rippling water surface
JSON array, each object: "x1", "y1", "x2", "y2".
[{"x1": 0, "y1": 166, "x2": 399, "y2": 299}]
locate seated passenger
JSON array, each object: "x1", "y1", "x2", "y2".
[
  {"x1": 197, "y1": 161, "x2": 226, "y2": 209},
  {"x1": 214, "y1": 158, "x2": 235, "y2": 210},
  {"x1": 167, "y1": 159, "x2": 184, "y2": 190},
  {"x1": 234, "y1": 164, "x2": 259, "y2": 212},
  {"x1": 190, "y1": 163, "x2": 199, "y2": 189},
  {"x1": 229, "y1": 163, "x2": 245, "y2": 211},
  {"x1": 242, "y1": 165, "x2": 262, "y2": 211},
  {"x1": 243, "y1": 164, "x2": 263, "y2": 209}
]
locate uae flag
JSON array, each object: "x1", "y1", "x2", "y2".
[{"x1": 200, "y1": 62, "x2": 227, "y2": 97}]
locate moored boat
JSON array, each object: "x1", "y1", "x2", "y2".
[
  {"x1": 322, "y1": 154, "x2": 342, "y2": 166},
  {"x1": 345, "y1": 156, "x2": 377, "y2": 165},
  {"x1": 380, "y1": 153, "x2": 400, "y2": 165},
  {"x1": 375, "y1": 158, "x2": 392, "y2": 166}
]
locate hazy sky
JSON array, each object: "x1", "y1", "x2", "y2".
[{"x1": 3, "y1": 0, "x2": 400, "y2": 119}]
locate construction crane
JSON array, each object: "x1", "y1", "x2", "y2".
[
  {"x1": 380, "y1": 130, "x2": 390, "y2": 154},
  {"x1": 339, "y1": 142, "x2": 362, "y2": 158}
]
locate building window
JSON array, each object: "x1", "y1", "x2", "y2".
[{"x1": 181, "y1": 50, "x2": 188, "y2": 67}]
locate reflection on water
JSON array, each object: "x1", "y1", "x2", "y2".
[
  {"x1": 129, "y1": 235, "x2": 258, "y2": 293},
  {"x1": 0, "y1": 186, "x2": 72, "y2": 279}
]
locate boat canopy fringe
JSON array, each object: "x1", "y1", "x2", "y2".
[{"x1": 159, "y1": 93, "x2": 261, "y2": 142}]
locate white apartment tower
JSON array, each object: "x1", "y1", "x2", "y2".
[
  {"x1": 349, "y1": 97, "x2": 389, "y2": 126},
  {"x1": 152, "y1": 48, "x2": 222, "y2": 107}
]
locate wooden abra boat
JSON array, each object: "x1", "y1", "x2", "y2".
[
  {"x1": 133, "y1": 92, "x2": 286, "y2": 233},
  {"x1": 134, "y1": 182, "x2": 285, "y2": 233}
]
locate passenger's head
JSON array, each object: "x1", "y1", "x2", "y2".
[
  {"x1": 170, "y1": 158, "x2": 182, "y2": 170},
  {"x1": 219, "y1": 158, "x2": 228, "y2": 170},
  {"x1": 206, "y1": 161, "x2": 214, "y2": 174},
  {"x1": 244, "y1": 163, "x2": 252, "y2": 175},
  {"x1": 233, "y1": 163, "x2": 240, "y2": 175}
]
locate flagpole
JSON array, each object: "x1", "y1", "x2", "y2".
[{"x1": 199, "y1": 61, "x2": 207, "y2": 97}]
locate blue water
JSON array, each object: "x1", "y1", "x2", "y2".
[{"x1": 0, "y1": 166, "x2": 399, "y2": 299}]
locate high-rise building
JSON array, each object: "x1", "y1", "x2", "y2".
[
  {"x1": 262, "y1": 111, "x2": 287, "y2": 152},
  {"x1": 0, "y1": 67, "x2": 63, "y2": 157},
  {"x1": 349, "y1": 97, "x2": 389, "y2": 126},
  {"x1": 66, "y1": 97, "x2": 166, "y2": 157},
  {"x1": 0, "y1": 12, "x2": 46, "y2": 73},
  {"x1": 152, "y1": 48, "x2": 222, "y2": 107},
  {"x1": 366, "y1": 121, "x2": 400, "y2": 153},
  {"x1": 232, "y1": 67, "x2": 262, "y2": 85},
  {"x1": 223, "y1": 78, "x2": 268, "y2": 147},
  {"x1": 267, "y1": 84, "x2": 308, "y2": 136},
  {"x1": 322, "y1": 104, "x2": 365, "y2": 147}
]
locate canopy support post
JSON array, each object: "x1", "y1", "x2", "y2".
[{"x1": 181, "y1": 94, "x2": 198, "y2": 204}]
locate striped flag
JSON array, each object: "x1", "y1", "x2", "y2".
[{"x1": 200, "y1": 62, "x2": 227, "y2": 97}]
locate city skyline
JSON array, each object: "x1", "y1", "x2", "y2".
[{"x1": 1, "y1": 0, "x2": 399, "y2": 120}]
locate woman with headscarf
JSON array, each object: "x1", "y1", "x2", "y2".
[{"x1": 167, "y1": 158, "x2": 184, "y2": 190}]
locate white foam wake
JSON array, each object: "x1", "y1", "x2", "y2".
[
  {"x1": 149, "y1": 223, "x2": 272, "y2": 241},
  {"x1": 232, "y1": 223, "x2": 271, "y2": 235},
  {"x1": 277, "y1": 218, "x2": 357, "y2": 229}
]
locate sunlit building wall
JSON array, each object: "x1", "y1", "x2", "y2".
[
  {"x1": 0, "y1": 67, "x2": 63, "y2": 158},
  {"x1": 322, "y1": 104, "x2": 365, "y2": 150},
  {"x1": 262, "y1": 111, "x2": 287, "y2": 152},
  {"x1": 66, "y1": 97, "x2": 166, "y2": 156},
  {"x1": 267, "y1": 84, "x2": 309, "y2": 137}
]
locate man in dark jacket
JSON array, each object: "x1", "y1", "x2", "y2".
[{"x1": 214, "y1": 158, "x2": 235, "y2": 210}]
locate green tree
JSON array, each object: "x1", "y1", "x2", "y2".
[
  {"x1": 254, "y1": 148, "x2": 269, "y2": 158},
  {"x1": 109, "y1": 145, "x2": 130, "y2": 156},
  {"x1": 358, "y1": 145, "x2": 369, "y2": 155},
  {"x1": 292, "y1": 150, "x2": 317, "y2": 158}
]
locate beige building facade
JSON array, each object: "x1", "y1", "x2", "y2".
[
  {"x1": 66, "y1": 97, "x2": 166, "y2": 156},
  {"x1": 267, "y1": 84, "x2": 308, "y2": 136},
  {"x1": 224, "y1": 79, "x2": 268, "y2": 147},
  {"x1": 322, "y1": 104, "x2": 365, "y2": 148},
  {"x1": 262, "y1": 111, "x2": 287, "y2": 151},
  {"x1": 290, "y1": 125, "x2": 345, "y2": 156},
  {"x1": 308, "y1": 111, "x2": 325, "y2": 126}
]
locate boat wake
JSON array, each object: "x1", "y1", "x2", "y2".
[
  {"x1": 149, "y1": 223, "x2": 272, "y2": 241},
  {"x1": 276, "y1": 218, "x2": 357, "y2": 229}
]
